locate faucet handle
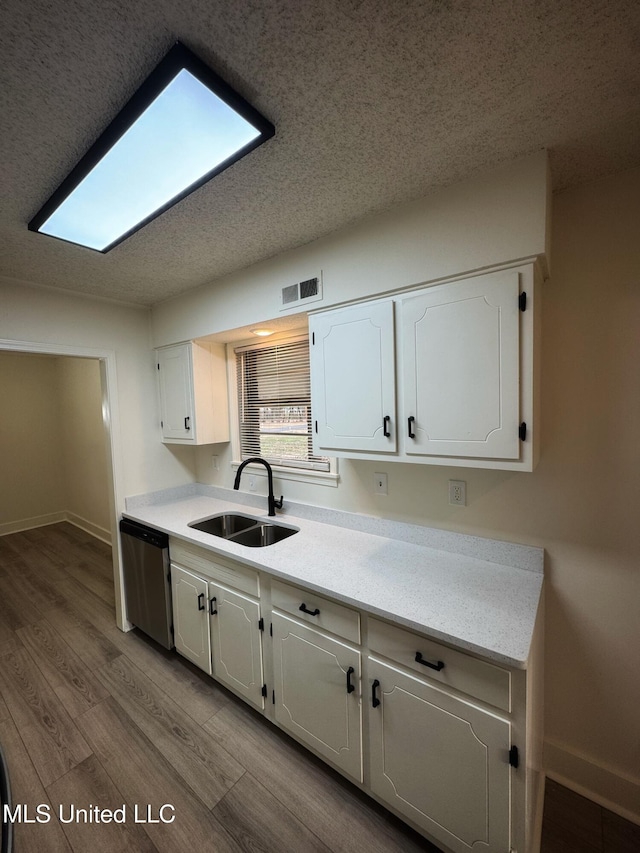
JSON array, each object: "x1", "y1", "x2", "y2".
[{"x1": 274, "y1": 496, "x2": 284, "y2": 510}]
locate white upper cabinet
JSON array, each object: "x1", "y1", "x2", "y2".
[
  {"x1": 156, "y1": 341, "x2": 229, "y2": 445},
  {"x1": 310, "y1": 263, "x2": 540, "y2": 471},
  {"x1": 401, "y1": 270, "x2": 520, "y2": 460},
  {"x1": 310, "y1": 300, "x2": 396, "y2": 453}
]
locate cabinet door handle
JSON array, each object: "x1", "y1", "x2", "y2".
[
  {"x1": 383, "y1": 415, "x2": 391, "y2": 438},
  {"x1": 346, "y1": 666, "x2": 355, "y2": 694},
  {"x1": 299, "y1": 603, "x2": 320, "y2": 616},
  {"x1": 197, "y1": 592, "x2": 205, "y2": 611},
  {"x1": 184, "y1": 416, "x2": 191, "y2": 430},
  {"x1": 209, "y1": 596, "x2": 217, "y2": 615},
  {"x1": 407, "y1": 416, "x2": 416, "y2": 439},
  {"x1": 415, "y1": 651, "x2": 445, "y2": 671},
  {"x1": 371, "y1": 679, "x2": 381, "y2": 707}
]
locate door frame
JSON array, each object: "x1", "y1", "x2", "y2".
[{"x1": 0, "y1": 337, "x2": 128, "y2": 630}]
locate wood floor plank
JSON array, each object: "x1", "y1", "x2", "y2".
[
  {"x1": 96, "y1": 654, "x2": 243, "y2": 808},
  {"x1": 76, "y1": 697, "x2": 243, "y2": 853},
  {"x1": 214, "y1": 771, "x2": 332, "y2": 853},
  {"x1": 0, "y1": 574, "x2": 45, "y2": 631},
  {"x1": 602, "y1": 808, "x2": 640, "y2": 853},
  {"x1": 0, "y1": 644, "x2": 92, "y2": 787},
  {"x1": 43, "y1": 601, "x2": 122, "y2": 670},
  {"x1": 117, "y1": 628, "x2": 231, "y2": 726},
  {"x1": 0, "y1": 715, "x2": 73, "y2": 853},
  {"x1": 17, "y1": 619, "x2": 111, "y2": 718},
  {"x1": 204, "y1": 699, "x2": 435, "y2": 853},
  {"x1": 60, "y1": 560, "x2": 115, "y2": 606},
  {"x1": 46, "y1": 754, "x2": 159, "y2": 853}
]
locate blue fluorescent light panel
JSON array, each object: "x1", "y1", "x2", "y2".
[{"x1": 38, "y1": 69, "x2": 262, "y2": 251}]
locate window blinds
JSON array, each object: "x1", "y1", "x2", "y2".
[{"x1": 235, "y1": 336, "x2": 329, "y2": 471}]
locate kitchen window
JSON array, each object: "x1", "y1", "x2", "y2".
[{"x1": 234, "y1": 334, "x2": 335, "y2": 482}]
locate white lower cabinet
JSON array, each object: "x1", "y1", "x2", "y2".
[
  {"x1": 209, "y1": 581, "x2": 264, "y2": 709},
  {"x1": 168, "y1": 539, "x2": 541, "y2": 853},
  {"x1": 271, "y1": 611, "x2": 363, "y2": 782},
  {"x1": 368, "y1": 656, "x2": 511, "y2": 853},
  {"x1": 171, "y1": 564, "x2": 212, "y2": 674}
]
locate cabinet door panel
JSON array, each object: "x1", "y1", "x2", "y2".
[
  {"x1": 171, "y1": 564, "x2": 211, "y2": 674},
  {"x1": 209, "y1": 582, "x2": 264, "y2": 709},
  {"x1": 369, "y1": 657, "x2": 510, "y2": 853},
  {"x1": 272, "y1": 613, "x2": 362, "y2": 781},
  {"x1": 310, "y1": 301, "x2": 396, "y2": 452},
  {"x1": 401, "y1": 271, "x2": 520, "y2": 459},
  {"x1": 157, "y1": 345, "x2": 194, "y2": 441}
]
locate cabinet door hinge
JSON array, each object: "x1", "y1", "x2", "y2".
[
  {"x1": 261, "y1": 684, "x2": 268, "y2": 698},
  {"x1": 519, "y1": 422, "x2": 527, "y2": 441},
  {"x1": 519, "y1": 292, "x2": 527, "y2": 312},
  {"x1": 258, "y1": 617, "x2": 264, "y2": 632},
  {"x1": 509, "y1": 745, "x2": 520, "y2": 768}
]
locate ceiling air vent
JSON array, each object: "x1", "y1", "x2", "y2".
[{"x1": 280, "y1": 273, "x2": 323, "y2": 310}]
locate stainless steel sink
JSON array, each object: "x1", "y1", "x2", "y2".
[
  {"x1": 188, "y1": 513, "x2": 298, "y2": 547},
  {"x1": 189, "y1": 513, "x2": 256, "y2": 537},
  {"x1": 231, "y1": 523, "x2": 297, "y2": 548}
]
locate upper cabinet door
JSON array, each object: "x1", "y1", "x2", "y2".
[
  {"x1": 157, "y1": 344, "x2": 194, "y2": 441},
  {"x1": 310, "y1": 300, "x2": 396, "y2": 453},
  {"x1": 400, "y1": 271, "x2": 521, "y2": 460}
]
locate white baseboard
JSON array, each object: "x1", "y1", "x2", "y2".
[
  {"x1": 65, "y1": 512, "x2": 112, "y2": 545},
  {"x1": 0, "y1": 511, "x2": 111, "y2": 545},
  {"x1": 0, "y1": 512, "x2": 67, "y2": 537},
  {"x1": 544, "y1": 738, "x2": 640, "y2": 826}
]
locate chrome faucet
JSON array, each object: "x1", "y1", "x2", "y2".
[{"x1": 233, "y1": 457, "x2": 283, "y2": 517}]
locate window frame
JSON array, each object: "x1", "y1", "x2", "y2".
[{"x1": 227, "y1": 332, "x2": 338, "y2": 487}]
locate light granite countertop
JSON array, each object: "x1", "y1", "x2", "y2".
[{"x1": 124, "y1": 485, "x2": 544, "y2": 669}]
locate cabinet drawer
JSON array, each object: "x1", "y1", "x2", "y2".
[
  {"x1": 169, "y1": 538, "x2": 259, "y2": 597},
  {"x1": 271, "y1": 580, "x2": 360, "y2": 644},
  {"x1": 368, "y1": 617, "x2": 510, "y2": 712}
]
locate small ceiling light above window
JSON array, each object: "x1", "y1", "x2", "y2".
[
  {"x1": 250, "y1": 328, "x2": 274, "y2": 337},
  {"x1": 28, "y1": 42, "x2": 275, "y2": 252}
]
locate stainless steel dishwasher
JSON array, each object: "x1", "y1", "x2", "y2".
[{"x1": 119, "y1": 518, "x2": 174, "y2": 649}]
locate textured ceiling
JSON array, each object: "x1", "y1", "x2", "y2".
[{"x1": 1, "y1": 0, "x2": 640, "y2": 306}]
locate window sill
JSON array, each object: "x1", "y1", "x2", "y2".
[{"x1": 230, "y1": 461, "x2": 339, "y2": 488}]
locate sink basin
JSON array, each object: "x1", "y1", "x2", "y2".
[
  {"x1": 188, "y1": 513, "x2": 298, "y2": 547},
  {"x1": 231, "y1": 523, "x2": 298, "y2": 548},
  {"x1": 189, "y1": 513, "x2": 256, "y2": 537}
]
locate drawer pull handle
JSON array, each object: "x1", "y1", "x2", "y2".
[
  {"x1": 346, "y1": 666, "x2": 355, "y2": 694},
  {"x1": 383, "y1": 415, "x2": 391, "y2": 438},
  {"x1": 415, "y1": 652, "x2": 445, "y2": 671},
  {"x1": 185, "y1": 416, "x2": 191, "y2": 430},
  {"x1": 197, "y1": 592, "x2": 205, "y2": 611},
  {"x1": 372, "y1": 679, "x2": 381, "y2": 708},
  {"x1": 407, "y1": 416, "x2": 416, "y2": 439},
  {"x1": 209, "y1": 596, "x2": 217, "y2": 616},
  {"x1": 299, "y1": 603, "x2": 320, "y2": 616}
]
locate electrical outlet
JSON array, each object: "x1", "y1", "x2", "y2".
[
  {"x1": 211, "y1": 455, "x2": 219, "y2": 471},
  {"x1": 449, "y1": 479, "x2": 466, "y2": 506},
  {"x1": 374, "y1": 472, "x2": 388, "y2": 495},
  {"x1": 249, "y1": 475, "x2": 257, "y2": 491}
]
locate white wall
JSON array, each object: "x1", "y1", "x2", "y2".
[
  {"x1": 152, "y1": 151, "x2": 550, "y2": 346},
  {"x1": 0, "y1": 353, "x2": 66, "y2": 531},
  {"x1": 0, "y1": 281, "x2": 197, "y2": 503},
  {"x1": 57, "y1": 356, "x2": 111, "y2": 538},
  {"x1": 0, "y1": 353, "x2": 112, "y2": 539}
]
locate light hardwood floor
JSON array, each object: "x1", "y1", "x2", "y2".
[{"x1": 1, "y1": 523, "x2": 639, "y2": 853}]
